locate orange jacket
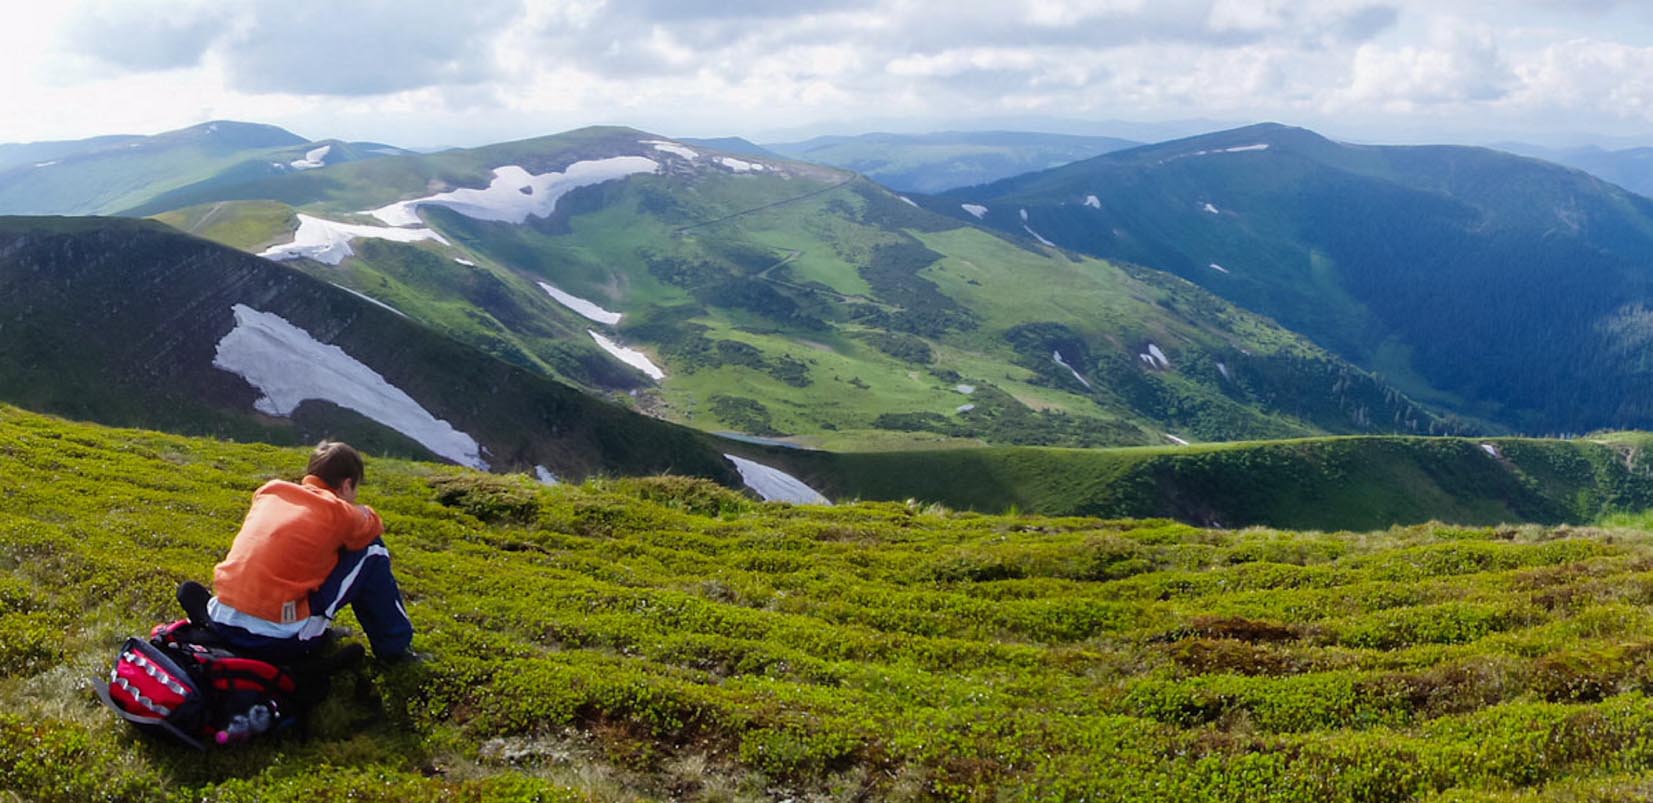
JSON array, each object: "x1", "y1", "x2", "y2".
[{"x1": 212, "y1": 475, "x2": 384, "y2": 623}]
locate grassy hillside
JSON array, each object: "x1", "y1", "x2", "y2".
[
  {"x1": 137, "y1": 126, "x2": 1455, "y2": 451},
  {"x1": 0, "y1": 216, "x2": 736, "y2": 485},
  {"x1": 940, "y1": 123, "x2": 1653, "y2": 434},
  {"x1": 783, "y1": 433, "x2": 1653, "y2": 531},
  {"x1": 13, "y1": 407, "x2": 1653, "y2": 800}
]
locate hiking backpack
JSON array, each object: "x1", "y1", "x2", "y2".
[{"x1": 96, "y1": 619, "x2": 298, "y2": 750}]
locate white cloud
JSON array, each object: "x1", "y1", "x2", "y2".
[
  {"x1": 1332, "y1": 21, "x2": 1515, "y2": 111},
  {"x1": 6, "y1": 0, "x2": 1653, "y2": 147}
]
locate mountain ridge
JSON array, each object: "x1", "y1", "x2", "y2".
[{"x1": 939, "y1": 122, "x2": 1653, "y2": 434}]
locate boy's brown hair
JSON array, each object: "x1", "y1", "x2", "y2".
[{"x1": 307, "y1": 441, "x2": 365, "y2": 490}]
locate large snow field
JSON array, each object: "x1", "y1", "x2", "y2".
[
  {"x1": 724, "y1": 454, "x2": 828, "y2": 504},
  {"x1": 589, "y1": 330, "x2": 664, "y2": 380},
  {"x1": 212, "y1": 304, "x2": 487, "y2": 469},
  {"x1": 367, "y1": 157, "x2": 660, "y2": 227},
  {"x1": 289, "y1": 145, "x2": 332, "y2": 170},
  {"x1": 641, "y1": 140, "x2": 699, "y2": 160},
  {"x1": 538, "y1": 281, "x2": 622, "y2": 325},
  {"x1": 258, "y1": 214, "x2": 448, "y2": 266}
]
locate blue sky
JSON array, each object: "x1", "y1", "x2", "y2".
[{"x1": 7, "y1": 0, "x2": 1653, "y2": 147}]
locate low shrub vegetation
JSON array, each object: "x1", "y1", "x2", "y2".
[{"x1": 9, "y1": 404, "x2": 1653, "y2": 800}]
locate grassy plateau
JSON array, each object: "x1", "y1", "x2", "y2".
[{"x1": 11, "y1": 406, "x2": 1653, "y2": 800}]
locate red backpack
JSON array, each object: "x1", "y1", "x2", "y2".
[{"x1": 97, "y1": 619, "x2": 298, "y2": 750}]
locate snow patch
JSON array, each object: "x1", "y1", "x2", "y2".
[
  {"x1": 1023, "y1": 226, "x2": 1056, "y2": 247},
  {"x1": 454, "y1": 258, "x2": 476, "y2": 267},
  {"x1": 32, "y1": 160, "x2": 56, "y2": 168},
  {"x1": 1202, "y1": 202, "x2": 1220, "y2": 215},
  {"x1": 535, "y1": 466, "x2": 560, "y2": 485},
  {"x1": 1165, "y1": 434, "x2": 1190, "y2": 446},
  {"x1": 1480, "y1": 443, "x2": 1502, "y2": 459},
  {"x1": 1166, "y1": 143, "x2": 1272, "y2": 163},
  {"x1": 956, "y1": 403, "x2": 976, "y2": 413},
  {"x1": 590, "y1": 330, "x2": 664, "y2": 381},
  {"x1": 725, "y1": 454, "x2": 828, "y2": 504},
  {"x1": 961, "y1": 203, "x2": 988, "y2": 219},
  {"x1": 368, "y1": 156, "x2": 659, "y2": 226},
  {"x1": 1217, "y1": 362, "x2": 1231, "y2": 381},
  {"x1": 1208, "y1": 262, "x2": 1230, "y2": 274},
  {"x1": 539, "y1": 281, "x2": 621, "y2": 325},
  {"x1": 717, "y1": 156, "x2": 765, "y2": 172},
  {"x1": 1019, "y1": 208, "x2": 1029, "y2": 222},
  {"x1": 641, "y1": 139, "x2": 698, "y2": 160},
  {"x1": 899, "y1": 196, "x2": 918, "y2": 207},
  {"x1": 955, "y1": 384, "x2": 976, "y2": 395},
  {"x1": 212, "y1": 304, "x2": 486, "y2": 469},
  {"x1": 329, "y1": 283, "x2": 408, "y2": 318},
  {"x1": 1139, "y1": 343, "x2": 1170, "y2": 370},
  {"x1": 1083, "y1": 195, "x2": 1101, "y2": 209},
  {"x1": 1052, "y1": 350, "x2": 1092, "y2": 389},
  {"x1": 258, "y1": 213, "x2": 448, "y2": 266},
  {"x1": 289, "y1": 144, "x2": 332, "y2": 170}
]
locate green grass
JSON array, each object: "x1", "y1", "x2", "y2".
[
  {"x1": 152, "y1": 200, "x2": 298, "y2": 251},
  {"x1": 15, "y1": 407, "x2": 1653, "y2": 800}
]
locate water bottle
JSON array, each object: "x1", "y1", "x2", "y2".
[
  {"x1": 215, "y1": 714, "x2": 251, "y2": 745},
  {"x1": 246, "y1": 704, "x2": 273, "y2": 736},
  {"x1": 215, "y1": 704, "x2": 274, "y2": 745}
]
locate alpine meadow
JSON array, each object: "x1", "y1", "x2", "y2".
[{"x1": 12, "y1": 2, "x2": 1653, "y2": 801}]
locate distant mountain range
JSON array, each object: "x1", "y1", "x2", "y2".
[
  {"x1": 1496, "y1": 142, "x2": 1653, "y2": 200},
  {"x1": 0, "y1": 121, "x2": 412, "y2": 215},
  {"x1": 116, "y1": 124, "x2": 1449, "y2": 453},
  {"x1": 764, "y1": 131, "x2": 1139, "y2": 193},
  {"x1": 935, "y1": 122, "x2": 1653, "y2": 434},
  {"x1": 14, "y1": 118, "x2": 1653, "y2": 525}
]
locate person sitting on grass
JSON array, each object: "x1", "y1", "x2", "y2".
[{"x1": 202, "y1": 440, "x2": 417, "y2": 664}]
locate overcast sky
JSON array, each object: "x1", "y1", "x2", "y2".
[{"x1": 6, "y1": 0, "x2": 1653, "y2": 148}]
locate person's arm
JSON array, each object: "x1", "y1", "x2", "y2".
[{"x1": 338, "y1": 501, "x2": 385, "y2": 550}]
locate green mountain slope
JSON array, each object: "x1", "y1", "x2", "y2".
[
  {"x1": 11, "y1": 407, "x2": 1653, "y2": 800},
  {"x1": 765, "y1": 130, "x2": 1140, "y2": 193},
  {"x1": 141, "y1": 125, "x2": 1453, "y2": 451},
  {"x1": 0, "y1": 121, "x2": 411, "y2": 216},
  {"x1": 940, "y1": 123, "x2": 1653, "y2": 434},
  {"x1": 0, "y1": 216, "x2": 736, "y2": 485},
  {"x1": 790, "y1": 433, "x2": 1653, "y2": 530}
]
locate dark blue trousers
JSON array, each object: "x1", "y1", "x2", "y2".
[{"x1": 213, "y1": 537, "x2": 413, "y2": 661}]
